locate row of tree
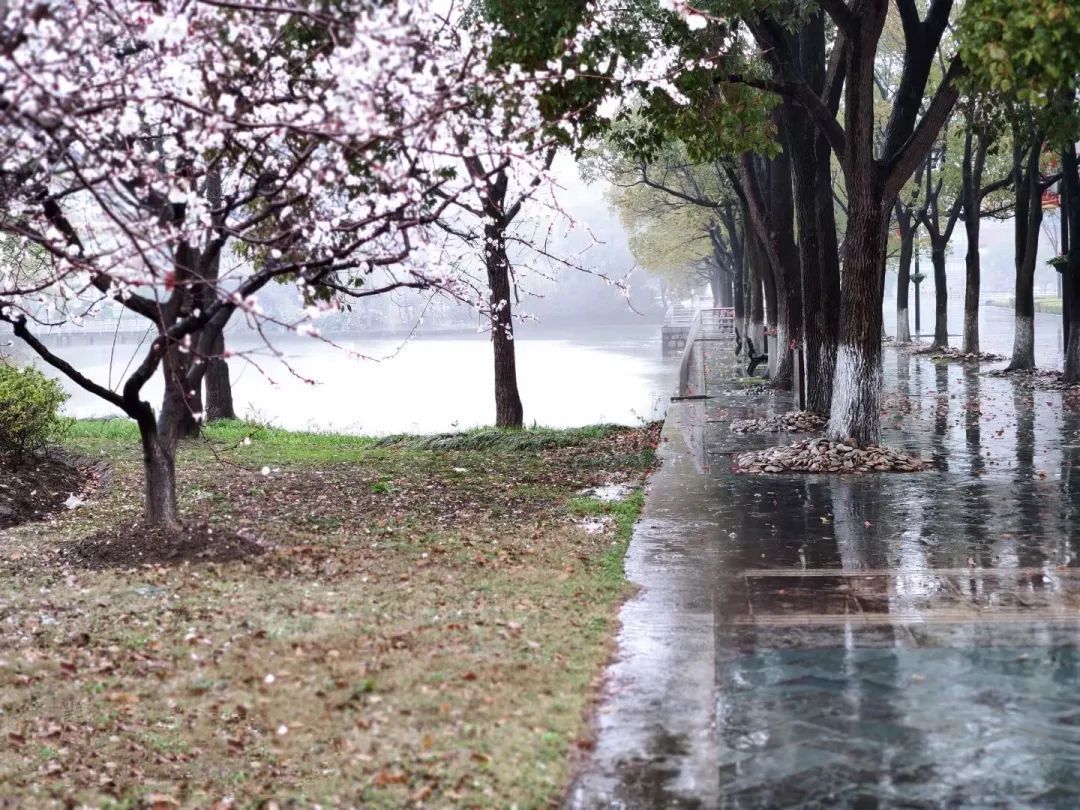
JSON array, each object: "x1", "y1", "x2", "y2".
[{"x1": 588, "y1": 0, "x2": 1080, "y2": 445}]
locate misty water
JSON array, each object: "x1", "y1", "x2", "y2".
[
  {"x1": 20, "y1": 323, "x2": 675, "y2": 435},
  {"x1": 10, "y1": 296, "x2": 1068, "y2": 435}
]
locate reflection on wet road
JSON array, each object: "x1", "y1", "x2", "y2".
[{"x1": 568, "y1": 347, "x2": 1080, "y2": 808}]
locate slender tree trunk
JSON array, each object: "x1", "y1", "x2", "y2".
[
  {"x1": 748, "y1": 244, "x2": 764, "y2": 347},
  {"x1": 1063, "y1": 179, "x2": 1071, "y2": 344},
  {"x1": 961, "y1": 135, "x2": 988, "y2": 355},
  {"x1": 485, "y1": 223, "x2": 524, "y2": 428},
  {"x1": 1062, "y1": 143, "x2": 1080, "y2": 381},
  {"x1": 930, "y1": 245, "x2": 949, "y2": 349},
  {"x1": 757, "y1": 10, "x2": 838, "y2": 409},
  {"x1": 769, "y1": 141, "x2": 801, "y2": 390},
  {"x1": 732, "y1": 255, "x2": 745, "y2": 324},
  {"x1": 895, "y1": 202, "x2": 913, "y2": 344},
  {"x1": 962, "y1": 219, "x2": 982, "y2": 355},
  {"x1": 1008, "y1": 137, "x2": 1044, "y2": 371},
  {"x1": 756, "y1": 232, "x2": 778, "y2": 334},
  {"x1": 826, "y1": 0, "x2": 891, "y2": 446},
  {"x1": 137, "y1": 408, "x2": 179, "y2": 528},
  {"x1": 204, "y1": 349, "x2": 236, "y2": 421}
]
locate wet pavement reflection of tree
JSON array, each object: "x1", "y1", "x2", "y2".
[{"x1": 568, "y1": 346, "x2": 1080, "y2": 809}]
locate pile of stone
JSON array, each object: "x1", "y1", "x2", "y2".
[
  {"x1": 929, "y1": 347, "x2": 1006, "y2": 363},
  {"x1": 733, "y1": 438, "x2": 926, "y2": 474},
  {"x1": 986, "y1": 368, "x2": 1080, "y2": 390},
  {"x1": 1033, "y1": 375, "x2": 1080, "y2": 391},
  {"x1": 729, "y1": 383, "x2": 772, "y2": 396},
  {"x1": 730, "y1": 410, "x2": 827, "y2": 434}
]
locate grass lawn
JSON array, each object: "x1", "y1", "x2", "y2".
[
  {"x1": 0, "y1": 419, "x2": 659, "y2": 808},
  {"x1": 984, "y1": 294, "x2": 1063, "y2": 315}
]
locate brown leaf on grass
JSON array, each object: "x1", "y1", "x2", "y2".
[
  {"x1": 411, "y1": 784, "x2": 434, "y2": 802},
  {"x1": 372, "y1": 768, "x2": 409, "y2": 786},
  {"x1": 141, "y1": 795, "x2": 180, "y2": 810},
  {"x1": 106, "y1": 691, "x2": 140, "y2": 705}
]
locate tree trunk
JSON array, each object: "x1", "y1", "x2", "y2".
[
  {"x1": 1062, "y1": 143, "x2": 1080, "y2": 382},
  {"x1": 768, "y1": 141, "x2": 801, "y2": 390},
  {"x1": 747, "y1": 243, "x2": 764, "y2": 347},
  {"x1": 204, "y1": 329, "x2": 236, "y2": 421},
  {"x1": 137, "y1": 411, "x2": 179, "y2": 528},
  {"x1": 161, "y1": 342, "x2": 201, "y2": 439},
  {"x1": 961, "y1": 134, "x2": 988, "y2": 355},
  {"x1": 785, "y1": 12, "x2": 840, "y2": 414},
  {"x1": 962, "y1": 219, "x2": 981, "y2": 355},
  {"x1": 1008, "y1": 136, "x2": 1044, "y2": 372},
  {"x1": 827, "y1": 197, "x2": 887, "y2": 446},
  {"x1": 895, "y1": 202, "x2": 913, "y2": 344},
  {"x1": 930, "y1": 245, "x2": 949, "y2": 350},
  {"x1": 732, "y1": 256, "x2": 745, "y2": 324},
  {"x1": 826, "y1": 0, "x2": 892, "y2": 446},
  {"x1": 756, "y1": 232, "x2": 778, "y2": 334},
  {"x1": 485, "y1": 222, "x2": 524, "y2": 428}
]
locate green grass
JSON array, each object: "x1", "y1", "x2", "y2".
[
  {"x1": 68, "y1": 417, "x2": 377, "y2": 462},
  {"x1": 67, "y1": 418, "x2": 632, "y2": 463},
  {"x1": 374, "y1": 423, "x2": 623, "y2": 451},
  {"x1": 984, "y1": 294, "x2": 1063, "y2": 314},
  {"x1": 571, "y1": 490, "x2": 646, "y2": 593}
]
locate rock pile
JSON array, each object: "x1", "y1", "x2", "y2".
[
  {"x1": 929, "y1": 347, "x2": 1006, "y2": 363},
  {"x1": 729, "y1": 383, "x2": 772, "y2": 396},
  {"x1": 730, "y1": 410, "x2": 827, "y2": 434},
  {"x1": 986, "y1": 368, "x2": 1080, "y2": 390},
  {"x1": 733, "y1": 438, "x2": 926, "y2": 474}
]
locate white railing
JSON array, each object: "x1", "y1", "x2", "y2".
[
  {"x1": 664, "y1": 304, "x2": 694, "y2": 328},
  {"x1": 675, "y1": 307, "x2": 736, "y2": 398}
]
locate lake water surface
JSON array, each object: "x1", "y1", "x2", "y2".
[
  {"x1": 12, "y1": 302, "x2": 1070, "y2": 435},
  {"x1": 23, "y1": 324, "x2": 675, "y2": 435}
]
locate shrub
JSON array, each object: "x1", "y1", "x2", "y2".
[{"x1": 0, "y1": 362, "x2": 69, "y2": 460}]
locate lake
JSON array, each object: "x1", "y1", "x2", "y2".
[
  {"x1": 17, "y1": 324, "x2": 676, "y2": 435},
  {"x1": 10, "y1": 301, "x2": 1070, "y2": 435}
]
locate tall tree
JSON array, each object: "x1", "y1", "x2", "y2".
[
  {"x1": 960, "y1": 0, "x2": 1080, "y2": 373},
  {"x1": 821, "y1": 0, "x2": 962, "y2": 444},
  {"x1": 892, "y1": 195, "x2": 918, "y2": 344},
  {"x1": 957, "y1": 105, "x2": 1012, "y2": 355},
  {"x1": 916, "y1": 134, "x2": 964, "y2": 351},
  {"x1": 1005, "y1": 124, "x2": 1048, "y2": 371}
]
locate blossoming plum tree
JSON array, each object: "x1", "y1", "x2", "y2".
[{"x1": 0, "y1": 1, "x2": 557, "y2": 527}]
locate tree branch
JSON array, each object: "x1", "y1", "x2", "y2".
[
  {"x1": 883, "y1": 55, "x2": 965, "y2": 203},
  {"x1": 818, "y1": 0, "x2": 855, "y2": 35},
  {"x1": 2, "y1": 312, "x2": 129, "y2": 413}
]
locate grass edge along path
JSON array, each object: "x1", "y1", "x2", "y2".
[{"x1": 0, "y1": 419, "x2": 659, "y2": 809}]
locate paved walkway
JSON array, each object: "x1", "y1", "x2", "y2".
[{"x1": 567, "y1": 344, "x2": 1080, "y2": 808}]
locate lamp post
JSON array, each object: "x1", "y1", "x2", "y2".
[{"x1": 911, "y1": 249, "x2": 926, "y2": 335}]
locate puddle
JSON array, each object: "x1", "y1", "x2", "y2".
[{"x1": 577, "y1": 483, "x2": 635, "y2": 502}]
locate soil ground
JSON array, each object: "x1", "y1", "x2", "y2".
[
  {"x1": 0, "y1": 454, "x2": 93, "y2": 530},
  {"x1": 0, "y1": 419, "x2": 659, "y2": 808}
]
